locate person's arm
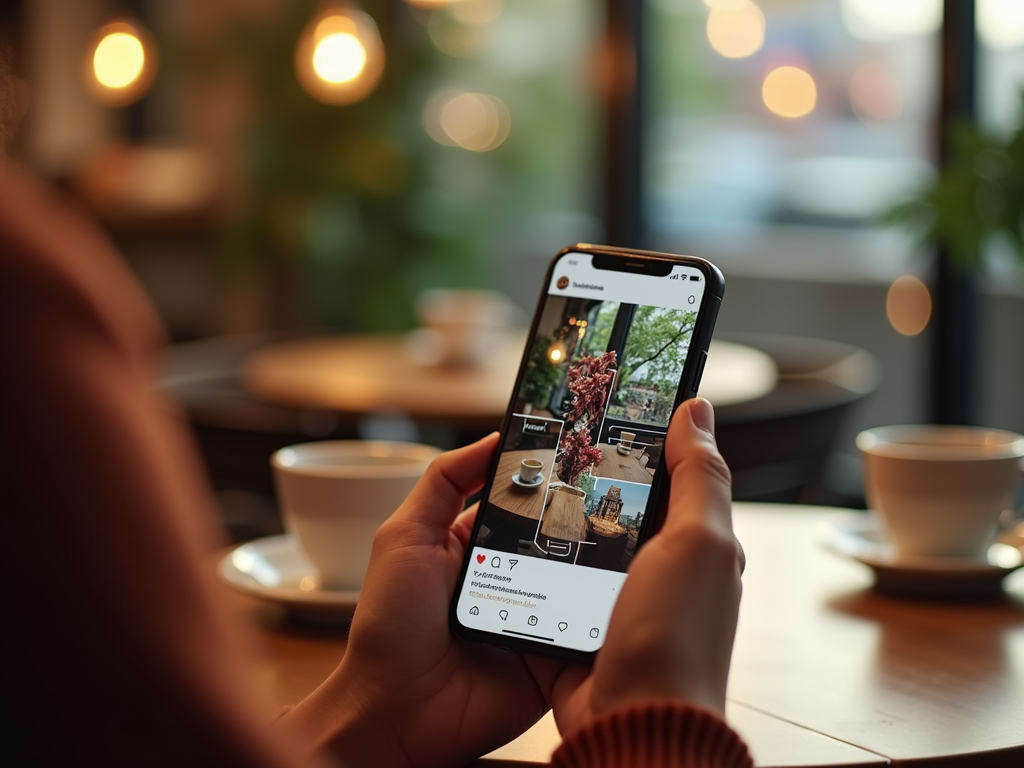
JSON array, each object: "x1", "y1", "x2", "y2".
[{"x1": 1, "y1": 170, "x2": 319, "y2": 768}]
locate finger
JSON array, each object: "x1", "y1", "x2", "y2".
[
  {"x1": 662, "y1": 398, "x2": 733, "y2": 538},
  {"x1": 451, "y1": 503, "x2": 480, "y2": 549},
  {"x1": 390, "y1": 433, "x2": 499, "y2": 530},
  {"x1": 524, "y1": 653, "x2": 573, "y2": 701}
]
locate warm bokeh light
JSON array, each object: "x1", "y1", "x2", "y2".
[
  {"x1": 850, "y1": 62, "x2": 904, "y2": 122},
  {"x1": 886, "y1": 275, "x2": 932, "y2": 336},
  {"x1": 313, "y1": 32, "x2": 366, "y2": 84},
  {"x1": 979, "y1": 0, "x2": 1024, "y2": 50},
  {"x1": 94, "y1": 32, "x2": 144, "y2": 88},
  {"x1": 295, "y1": 9, "x2": 384, "y2": 105},
  {"x1": 428, "y1": 0, "x2": 502, "y2": 58},
  {"x1": 84, "y1": 20, "x2": 157, "y2": 106},
  {"x1": 706, "y1": 1, "x2": 765, "y2": 59},
  {"x1": 452, "y1": 0, "x2": 503, "y2": 25},
  {"x1": 842, "y1": 0, "x2": 941, "y2": 40},
  {"x1": 424, "y1": 90, "x2": 511, "y2": 152},
  {"x1": 762, "y1": 66, "x2": 817, "y2": 119},
  {"x1": 548, "y1": 346, "x2": 565, "y2": 363}
]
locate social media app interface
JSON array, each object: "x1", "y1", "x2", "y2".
[{"x1": 455, "y1": 251, "x2": 707, "y2": 652}]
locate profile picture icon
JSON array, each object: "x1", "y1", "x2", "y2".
[{"x1": 556, "y1": 276, "x2": 570, "y2": 290}]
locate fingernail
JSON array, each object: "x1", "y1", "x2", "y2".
[{"x1": 688, "y1": 397, "x2": 715, "y2": 435}]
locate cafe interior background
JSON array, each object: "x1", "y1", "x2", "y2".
[{"x1": 4, "y1": 0, "x2": 1022, "y2": 539}]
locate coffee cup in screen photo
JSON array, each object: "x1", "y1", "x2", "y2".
[
  {"x1": 272, "y1": 441, "x2": 441, "y2": 590},
  {"x1": 520, "y1": 458, "x2": 543, "y2": 482},
  {"x1": 857, "y1": 425, "x2": 1024, "y2": 559}
]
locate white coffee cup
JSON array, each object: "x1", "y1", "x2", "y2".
[
  {"x1": 620, "y1": 431, "x2": 636, "y2": 451},
  {"x1": 520, "y1": 458, "x2": 543, "y2": 482},
  {"x1": 857, "y1": 425, "x2": 1024, "y2": 559},
  {"x1": 407, "y1": 289, "x2": 520, "y2": 367},
  {"x1": 272, "y1": 441, "x2": 441, "y2": 590}
]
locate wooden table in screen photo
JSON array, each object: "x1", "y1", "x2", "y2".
[
  {"x1": 538, "y1": 488, "x2": 587, "y2": 543},
  {"x1": 486, "y1": 449, "x2": 556, "y2": 524},
  {"x1": 593, "y1": 444, "x2": 654, "y2": 485}
]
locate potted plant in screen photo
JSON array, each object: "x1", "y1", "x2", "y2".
[{"x1": 555, "y1": 351, "x2": 617, "y2": 494}]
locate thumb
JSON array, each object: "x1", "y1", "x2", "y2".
[
  {"x1": 388, "y1": 432, "x2": 499, "y2": 533},
  {"x1": 662, "y1": 398, "x2": 734, "y2": 540}
]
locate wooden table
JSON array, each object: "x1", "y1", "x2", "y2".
[
  {"x1": 487, "y1": 449, "x2": 556, "y2": 522},
  {"x1": 538, "y1": 490, "x2": 587, "y2": 542},
  {"x1": 486, "y1": 449, "x2": 587, "y2": 545},
  {"x1": 242, "y1": 337, "x2": 777, "y2": 427},
  {"x1": 594, "y1": 444, "x2": 654, "y2": 485},
  {"x1": 242, "y1": 333, "x2": 527, "y2": 429},
  {"x1": 219, "y1": 504, "x2": 1024, "y2": 767}
]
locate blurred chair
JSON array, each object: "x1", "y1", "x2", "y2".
[
  {"x1": 160, "y1": 332, "x2": 360, "y2": 542},
  {"x1": 713, "y1": 334, "x2": 879, "y2": 505}
]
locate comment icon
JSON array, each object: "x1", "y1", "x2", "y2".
[{"x1": 499, "y1": 610, "x2": 509, "y2": 621}]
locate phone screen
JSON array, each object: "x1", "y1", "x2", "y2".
[{"x1": 450, "y1": 247, "x2": 720, "y2": 657}]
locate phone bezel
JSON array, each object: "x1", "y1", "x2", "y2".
[{"x1": 448, "y1": 244, "x2": 725, "y2": 662}]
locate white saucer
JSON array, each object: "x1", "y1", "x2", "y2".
[
  {"x1": 218, "y1": 534, "x2": 359, "y2": 614},
  {"x1": 820, "y1": 513, "x2": 1024, "y2": 600},
  {"x1": 616, "y1": 445, "x2": 632, "y2": 455},
  {"x1": 512, "y1": 472, "x2": 544, "y2": 488}
]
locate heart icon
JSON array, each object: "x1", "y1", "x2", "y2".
[{"x1": 476, "y1": 554, "x2": 486, "y2": 564}]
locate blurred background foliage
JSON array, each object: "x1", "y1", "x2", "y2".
[
  {"x1": 174, "y1": 0, "x2": 597, "y2": 331},
  {"x1": 887, "y1": 91, "x2": 1024, "y2": 274}
]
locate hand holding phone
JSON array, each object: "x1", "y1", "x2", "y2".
[
  {"x1": 450, "y1": 244, "x2": 725, "y2": 661},
  {"x1": 297, "y1": 395, "x2": 743, "y2": 768},
  {"x1": 549, "y1": 397, "x2": 742, "y2": 733}
]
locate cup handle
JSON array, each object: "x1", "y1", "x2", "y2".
[{"x1": 998, "y1": 458, "x2": 1024, "y2": 529}]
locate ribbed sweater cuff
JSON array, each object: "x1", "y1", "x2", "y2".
[{"x1": 551, "y1": 702, "x2": 753, "y2": 768}]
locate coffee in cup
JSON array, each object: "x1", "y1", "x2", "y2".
[
  {"x1": 857, "y1": 425, "x2": 1024, "y2": 559},
  {"x1": 272, "y1": 440, "x2": 441, "y2": 590}
]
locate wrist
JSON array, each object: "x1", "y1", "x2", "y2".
[
  {"x1": 553, "y1": 701, "x2": 753, "y2": 768},
  {"x1": 277, "y1": 663, "x2": 412, "y2": 768}
]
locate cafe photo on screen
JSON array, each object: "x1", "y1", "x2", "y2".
[{"x1": 474, "y1": 293, "x2": 698, "y2": 572}]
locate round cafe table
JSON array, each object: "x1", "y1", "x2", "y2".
[
  {"x1": 241, "y1": 335, "x2": 777, "y2": 429},
  {"x1": 217, "y1": 503, "x2": 1024, "y2": 767}
]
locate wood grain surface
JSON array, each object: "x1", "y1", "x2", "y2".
[
  {"x1": 539, "y1": 490, "x2": 588, "y2": 542},
  {"x1": 486, "y1": 449, "x2": 556, "y2": 521},
  {"x1": 593, "y1": 444, "x2": 654, "y2": 484},
  {"x1": 217, "y1": 503, "x2": 1024, "y2": 767}
]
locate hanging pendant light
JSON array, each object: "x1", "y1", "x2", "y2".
[
  {"x1": 83, "y1": 17, "x2": 158, "y2": 107},
  {"x1": 295, "y1": 5, "x2": 385, "y2": 105}
]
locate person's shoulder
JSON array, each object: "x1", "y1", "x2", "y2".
[
  {"x1": 0, "y1": 167, "x2": 102, "y2": 282},
  {"x1": 0, "y1": 166, "x2": 166, "y2": 353}
]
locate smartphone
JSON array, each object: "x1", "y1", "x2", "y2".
[{"x1": 449, "y1": 244, "x2": 724, "y2": 662}]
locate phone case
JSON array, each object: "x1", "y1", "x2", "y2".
[{"x1": 449, "y1": 244, "x2": 724, "y2": 662}]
